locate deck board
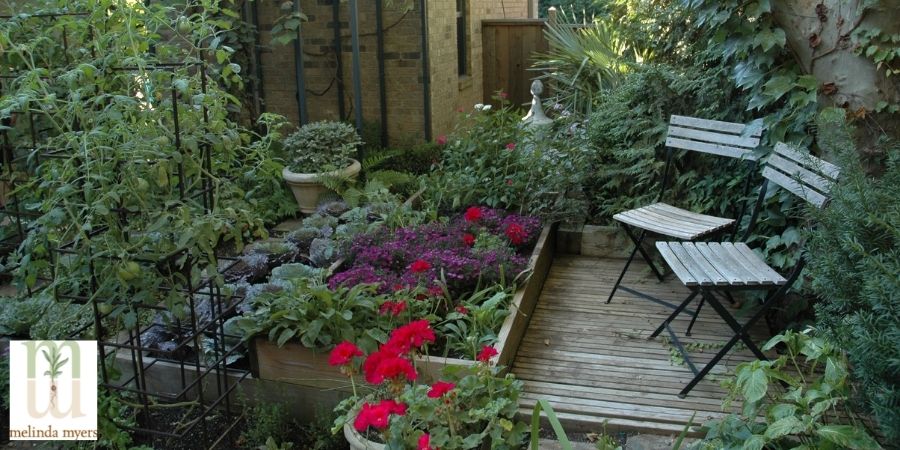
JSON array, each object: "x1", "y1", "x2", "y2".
[{"x1": 512, "y1": 254, "x2": 773, "y2": 435}]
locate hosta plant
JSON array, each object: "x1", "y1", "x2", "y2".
[{"x1": 330, "y1": 321, "x2": 527, "y2": 449}]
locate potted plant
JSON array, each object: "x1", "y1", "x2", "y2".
[
  {"x1": 329, "y1": 320, "x2": 527, "y2": 450},
  {"x1": 281, "y1": 121, "x2": 363, "y2": 214}
]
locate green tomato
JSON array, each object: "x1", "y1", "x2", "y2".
[
  {"x1": 155, "y1": 135, "x2": 170, "y2": 147},
  {"x1": 97, "y1": 303, "x2": 113, "y2": 315},
  {"x1": 176, "y1": 16, "x2": 191, "y2": 34},
  {"x1": 117, "y1": 261, "x2": 141, "y2": 282},
  {"x1": 135, "y1": 177, "x2": 150, "y2": 192}
]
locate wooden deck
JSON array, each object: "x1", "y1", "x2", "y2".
[{"x1": 512, "y1": 255, "x2": 773, "y2": 435}]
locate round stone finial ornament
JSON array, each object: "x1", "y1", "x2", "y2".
[{"x1": 522, "y1": 79, "x2": 552, "y2": 127}]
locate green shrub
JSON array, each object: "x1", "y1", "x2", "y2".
[
  {"x1": 806, "y1": 110, "x2": 900, "y2": 442},
  {"x1": 241, "y1": 402, "x2": 292, "y2": 449},
  {"x1": 584, "y1": 62, "x2": 754, "y2": 225},
  {"x1": 283, "y1": 121, "x2": 363, "y2": 173}
]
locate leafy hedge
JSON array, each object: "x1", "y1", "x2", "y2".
[{"x1": 806, "y1": 110, "x2": 900, "y2": 441}]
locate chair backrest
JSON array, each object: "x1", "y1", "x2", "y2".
[
  {"x1": 665, "y1": 115, "x2": 763, "y2": 161},
  {"x1": 762, "y1": 142, "x2": 841, "y2": 208}
]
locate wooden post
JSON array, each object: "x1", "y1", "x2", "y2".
[{"x1": 548, "y1": 6, "x2": 557, "y2": 26}]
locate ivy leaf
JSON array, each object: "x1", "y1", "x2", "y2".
[
  {"x1": 746, "y1": 0, "x2": 772, "y2": 18},
  {"x1": 753, "y1": 27, "x2": 786, "y2": 52},
  {"x1": 763, "y1": 75, "x2": 795, "y2": 101},
  {"x1": 816, "y1": 425, "x2": 883, "y2": 450}
]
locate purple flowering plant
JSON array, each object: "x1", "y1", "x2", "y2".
[{"x1": 330, "y1": 207, "x2": 541, "y2": 301}]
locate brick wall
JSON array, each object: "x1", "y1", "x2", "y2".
[
  {"x1": 257, "y1": 0, "x2": 426, "y2": 143},
  {"x1": 257, "y1": 0, "x2": 528, "y2": 144},
  {"x1": 428, "y1": 0, "x2": 529, "y2": 138}
]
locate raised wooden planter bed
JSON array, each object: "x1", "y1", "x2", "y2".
[{"x1": 250, "y1": 222, "x2": 558, "y2": 391}]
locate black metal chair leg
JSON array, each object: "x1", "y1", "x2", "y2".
[
  {"x1": 704, "y1": 293, "x2": 769, "y2": 361},
  {"x1": 605, "y1": 228, "x2": 646, "y2": 304},
  {"x1": 621, "y1": 225, "x2": 665, "y2": 281},
  {"x1": 649, "y1": 290, "x2": 699, "y2": 339},
  {"x1": 685, "y1": 296, "x2": 705, "y2": 337}
]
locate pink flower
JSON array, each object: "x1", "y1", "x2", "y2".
[
  {"x1": 455, "y1": 305, "x2": 469, "y2": 315},
  {"x1": 427, "y1": 285, "x2": 444, "y2": 298},
  {"x1": 427, "y1": 381, "x2": 456, "y2": 398},
  {"x1": 436, "y1": 135, "x2": 448, "y2": 146},
  {"x1": 506, "y1": 179, "x2": 513, "y2": 186},
  {"x1": 499, "y1": 91, "x2": 508, "y2": 99},
  {"x1": 462, "y1": 233, "x2": 476, "y2": 247},
  {"x1": 477, "y1": 345, "x2": 498, "y2": 362},
  {"x1": 410, "y1": 259, "x2": 432, "y2": 274},
  {"x1": 506, "y1": 142, "x2": 516, "y2": 151},
  {"x1": 464, "y1": 206, "x2": 482, "y2": 222},
  {"x1": 328, "y1": 341, "x2": 363, "y2": 366},
  {"x1": 418, "y1": 433, "x2": 436, "y2": 450}
]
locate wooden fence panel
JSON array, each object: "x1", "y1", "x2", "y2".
[{"x1": 482, "y1": 19, "x2": 549, "y2": 109}]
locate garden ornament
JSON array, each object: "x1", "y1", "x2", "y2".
[{"x1": 522, "y1": 79, "x2": 553, "y2": 127}]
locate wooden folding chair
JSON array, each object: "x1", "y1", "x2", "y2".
[
  {"x1": 606, "y1": 115, "x2": 763, "y2": 305},
  {"x1": 649, "y1": 142, "x2": 841, "y2": 397}
]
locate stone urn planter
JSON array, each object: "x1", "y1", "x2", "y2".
[
  {"x1": 343, "y1": 423, "x2": 386, "y2": 450},
  {"x1": 282, "y1": 159, "x2": 361, "y2": 214}
]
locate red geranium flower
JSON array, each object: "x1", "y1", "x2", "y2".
[
  {"x1": 436, "y1": 135, "x2": 448, "y2": 146},
  {"x1": 362, "y1": 348, "x2": 399, "y2": 383},
  {"x1": 328, "y1": 341, "x2": 363, "y2": 366},
  {"x1": 455, "y1": 305, "x2": 469, "y2": 315},
  {"x1": 418, "y1": 433, "x2": 435, "y2": 450},
  {"x1": 387, "y1": 319, "x2": 436, "y2": 353},
  {"x1": 462, "y1": 233, "x2": 476, "y2": 246},
  {"x1": 354, "y1": 400, "x2": 407, "y2": 431},
  {"x1": 370, "y1": 355, "x2": 418, "y2": 384},
  {"x1": 427, "y1": 285, "x2": 444, "y2": 298},
  {"x1": 427, "y1": 381, "x2": 456, "y2": 398},
  {"x1": 410, "y1": 259, "x2": 432, "y2": 274},
  {"x1": 506, "y1": 142, "x2": 516, "y2": 151},
  {"x1": 379, "y1": 300, "x2": 407, "y2": 316},
  {"x1": 463, "y1": 206, "x2": 482, "y2": 222},
  {"x1": 505, "y1": 222, "x2": 527, "y2": 245},
  {"x1": 477, "y1": 345, "x2": 498, "y2": 362}
]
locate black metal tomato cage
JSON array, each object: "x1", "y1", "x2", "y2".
[{"x1": 0, "y1": 10, "x2": 253, "y2": 443}]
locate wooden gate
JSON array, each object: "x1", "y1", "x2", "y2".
[{"x1": 482, "y1": 19, "x2": 549, "y2": 109}]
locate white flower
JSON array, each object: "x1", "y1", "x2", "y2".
[
  {"x1": 482, "y1": 104, "x2": 492, "y2": 111},
  {"x1": 474, "y1": 103, "x2": 484, "y2": 110}
]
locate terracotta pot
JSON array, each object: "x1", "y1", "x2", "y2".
[
  {"x1": 282, "y1": 159, "x2": 361, "y2": 214},
  {"x1": 343, "y1": 423, "x2": 386, "y2": 450}
]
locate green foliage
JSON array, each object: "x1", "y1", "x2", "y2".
[
  {"x1": 538, "y1": 0, "x2": 609, "y2": 23},
  {"x1": 805, "y1": 110, "x2": 900, "y2": 442},
  {"x1": 236, "y1": 273, "x2": 386, "y2": 351},
  {"x1": 0, "y1": 0, "x2": 294, "y2": 335},
  {"x1": 584, "y1": 62, "x2": 754, "y2": 224},
  {"x1": 241, "y1": 402, "x2": 292, "y2": 449},
  {"x1": 425, "y1": 102, "x2": 591, "y2": 224},
  {"x1": 283, "y1": 121, "x2": 363, "y2": 173},
  {"x1": 439, "y1": 285, "x2": 512, "y2": 360},
  {"x1": 372, "y1": 142, "x2": 441, "y2": 176},
  {"x1": 695, "y1": 329, "x2": 882, "y2": 450},
  {"x1": 535, "y1": 16, "x2": 627, "y2": 115},
  {"x1": 530, "y1": 399, "x2": 574, "y2": 450}
]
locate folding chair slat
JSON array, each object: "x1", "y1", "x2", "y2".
[
  {"x1": 670, "y1": 115, "x2": 763, "y2": 137},
  {"x1": 665, "y1": 137, "x2": 758, "y2": 161},
  {"x1": 762, "y1": 166, "x2": 829, "y2": 208},
  {"x1": 767, "y1": 153, "x2": 835, "y2": 194},
  {"x1": 705, "y1": 243, "x2": 764, "y2": 285},
  {"x1": 681, "y1": 243, "x2": 730, "y2": 286},
  {"x1": 647, "y1": 203, "x2": 734, "y2": 228},
  {"x1": 733, "y1": 243, "x2": 787, "y2": 285},
  {"x1": 695, "y1": 242, "x2": 748, "y2": 285},
  {"x1": 668, "y1": 126, "x2": 761, "y2": 150},
  {"x1": 666, "y1": 243, "x2": 715, "y2": 286},
  {"x1": 629, "y1": 206, "x2": 719, "y2": 234},
  {"x1": 717, "y1": 242, "x2": 777, "y2": 285},
  {"x1": 613, "y1": 211, "x2": 698, "y2": 240},
  {"x1": 656, "y1": 242, "x2": 699, "y2": 286},
  {"x1": 774, "y1": 142, "x2": 840, "y2": 179}
]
